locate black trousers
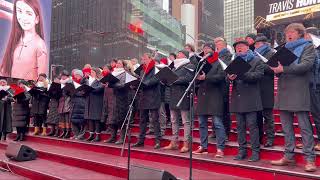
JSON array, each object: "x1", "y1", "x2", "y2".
[
  {"x1": 236, "y1": 112, "x2": 260, "y2": 154},
  {"x1": 33, "y1": 115, "x2": 46, "y2": 127},
  {"x1": 256, "y1": 111, "x2": 264, "y2": 144},
  {"x1": 139, "y1": 109, "x2": 160, "y2": 142},
  {"x1": 16, "y1": 127, "x2": 28, "y2": 135},
  {"x1": 88, "y1": 120, "x2": 101, "y2": 133}
]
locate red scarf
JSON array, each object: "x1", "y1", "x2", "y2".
[
  {"x1": 160, "y1": 58, "x2": 168, "y2": 65},
  {"x1": 207, "y1": 52, "x2": 219, "y2": 64},
  {"x1": 143, "y1": 60, "x2": 155, "y2": 74},
  {"x1": 102, "y1": 70, "x2": 110, "y2": 77},
  {"x1": 72, "y1": 76, "x2": 82, "y2": 84},
  {"x1": 82, "y1": 68, "x2": 91, "y2": 75}
]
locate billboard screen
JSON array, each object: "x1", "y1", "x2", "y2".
[
  {"x1": 254, "y1": 0, "x2": 320, "y2": 29},
  {"x1": 0, "y1": 0, "x2": 52, "y2": 80}
]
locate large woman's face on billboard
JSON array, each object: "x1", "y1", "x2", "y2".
[
  {"x1": 16, "y1": 1, "x2": 39, "y2": 31},
  {"x1": 0, "y1": 0, "x2": 52, "y2": 81}
]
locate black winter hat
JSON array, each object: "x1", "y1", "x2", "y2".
[
  {"x1": 203, "y1": 42, "x2": 215, "y2": 50},
  {"x1": 233, "y1": 40, "x2": 249, "y2": 48}
]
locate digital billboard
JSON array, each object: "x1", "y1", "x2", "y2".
[
  {"x1": 254, "y1": 0, "x2": 320, "y2": 29},
  {"x1": 0, "y1": 0, "x2": 52, "y2": 80}
]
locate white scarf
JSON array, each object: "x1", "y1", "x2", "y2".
[
  {"x1": 174, "y1": 58, "x2": 190, "y2": 69},
  {"x1": 112, "y1": 68, "x2": 125, "y2": 77},
  {"x1": 0, "y1": 85, "x2": 10, "y2": 91}
]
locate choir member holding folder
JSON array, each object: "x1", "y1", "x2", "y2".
[
  {"x1": 57, "y1": 70, "x2": 73, "y2": 138},
  {"x1": 162, "y1": 50, "x2": 195, "y2": 153},
  {"x1": 30, "y1": 74, "x2": 50, "y2": 136},
  {"x1": 192, "y1": 43, "x2": 226, "y2": 157},
  {"x1": 104, "y1": 60, "x2": 129, "y2": 144},
  {"x1": 12, "y1": 80, "x2": 31, "y2": 141},
  {"x1": 46, "y1": 77, "x2": 62, "y2": 137},
  {"x1": 270, "y1": 23, "x2": 317, "y2": 172},
  {"x1": 0, "y1": 79, "x2": 13, "y2": 140},
  {"x1": 132, "y1": 53, "x2": 162, "y2": 149},
  {"x1": 84, "y1": 68, "x2": 105, "y2": 142},
  {"x1": 69, "y1": 69, "x2": 87, "y2": 140},
  {"x1": 254, "y1": 36, "x2": 276, "y2": 147},
  {"x1": 228, "y1": 40, "x2": 264, "y2": 162}
]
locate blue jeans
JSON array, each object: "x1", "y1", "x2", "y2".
[{"x1": 199, "y1": 115, "x2": 226, "y2": 150}]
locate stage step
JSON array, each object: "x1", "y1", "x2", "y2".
[
  {"x1": 130, "y1": 124, "x2": 319, "y2": 146},
  {"x1": 0, "y1": 171, "x2": 28, "y2": 180},
  {"x1": 1, "y1": 138, "x2": 249, "y2": 180},
  {"x1": 8, "y1": 133, "x2": 320, "y2": 180},
  {"x1": 0, "y1": 147, "x2": 124, "y2": 180}
]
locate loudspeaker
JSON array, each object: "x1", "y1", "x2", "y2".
[
  {"x1": 129, "y1": 165, "x2": 177, "y2": 180},
  {"x1": 5, "y1": 143, "x2": 37, "y2": 162}
]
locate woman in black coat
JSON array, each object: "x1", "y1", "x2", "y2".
[
  {"x1": 0, "y1": 79, "x2": 13, "y2": 140},
  {"x1": 12, "y1": 80, "x2": 31, "y2": 141},
  {"x1": 84, "y1": 68, "x2": 105, "y2": 142},
  {"x1": 46, "y1": 77, "x2": 62, "y2": 136},
  {"x1": 104, "y1": 60, "x2": 129, "y2": 144},
  {"x1": 70, "y1": 69, "x2": 87, "y2": 140},
  {"x1": 57, "y1": 70, "x2": 73, "y2": 138},
  {"x1": 30, "y1": 73, "x2": 50, "y2": 136}
]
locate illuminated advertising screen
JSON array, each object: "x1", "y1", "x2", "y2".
[
  {"x1": 0, "y1": 0, "x2": 52, "y2": 80},
  {"x1": 254, "y1": 0, "x2": 320, "y2": 29}
]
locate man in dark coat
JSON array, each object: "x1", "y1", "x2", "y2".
[
  {"x1": 84, "y1": 68, "x2": 105, "y2": 142},
  {"x1": 271, "y1": 23, "x2": 317, "y2": 172},
  {"x1": 12, "y1": 80, "x2": 31, "y2": 141},
  {"x1": 214, "y1": 37, "x2": 233, "y2": 139},
  {"x1": 163, "y1": 50, "x2": 195, "y2": 153},
  {"x1": 254, "y1": 36, "x2": 276, "y2": 147},
  {"x1": 229, "y1": 40, "x2": 264, "y2": 162},
  {"x1": 0, "y1": 79, "x2": 13, "y2": 140},
  {"x1": 132, "y1": 53, "x2": 161, "y2": 149},
  {"x1": 305, "y1": 27, "x2": 320, "y2": 151},
  {"x1": 192, "y1": 43, "x2": 226, "y2": 157}
]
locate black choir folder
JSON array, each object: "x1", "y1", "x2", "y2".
[
  {"x1": 48, "y1": 82, "x2": 61, "y2": 93},
  {"x1": 225, "y1": 56, "x2": 251, "y2": 76},
  {"x1": 100, "y1": 74, "x2": 119, "y2": 84},
  {"x1": 0, "y1": 90, "x2": 9, "y2": 99},
  {"x1": 29, "y1": 86, "x2": 46, "y2": 95},
  {"x1": 267, "y1": 47, "x2": 297, "y2": 67},
  {"x1": 155, "y1": 67, "x2": 179, "y2": 86}
]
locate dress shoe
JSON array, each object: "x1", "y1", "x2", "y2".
[
  {"x1": 305, "y1": 161, "x2": 317, "y2": 172},
  {"x1": 132, "y1": 141, "x2": 144, "y2": 148},
  {"x1": 271, "y1": 157, "x2": 295, "y2": 166}
]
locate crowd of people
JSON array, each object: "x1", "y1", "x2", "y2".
[{"x1": 0, "y1": 23, "x2": 319, "y2": 172}]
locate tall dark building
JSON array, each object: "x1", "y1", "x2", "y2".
[
  {"x1": 199, "y1": 0, "x2": 224, "y2": 42},
  {"x1": 50, "y1": 0, "x2": 185, "y2": 72}
]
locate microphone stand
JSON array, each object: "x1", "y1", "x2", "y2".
[
  {"x1": 176, "y1": 60, "x2": 207, "y2": 180},
  {"x1": 120, "y1": 64, "x2": 148, "y2": 180}
]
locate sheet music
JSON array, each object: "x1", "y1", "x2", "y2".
[
  {"x1": 310, "y1": 34, "x2": 320, "y2": 48},
  {"x1": 218, "y1": 58, "x2": 228, "y2": 70},
  {"x1": 125, "y1": 72, "x2": 137, "y2": 83},
  {"x1": 255, "y1": 51, "x2": 269, "y2": 63}
]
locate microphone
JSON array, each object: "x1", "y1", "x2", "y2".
[{"x1": 199, "y1": 52, "x2": 213, "y2": 63}]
